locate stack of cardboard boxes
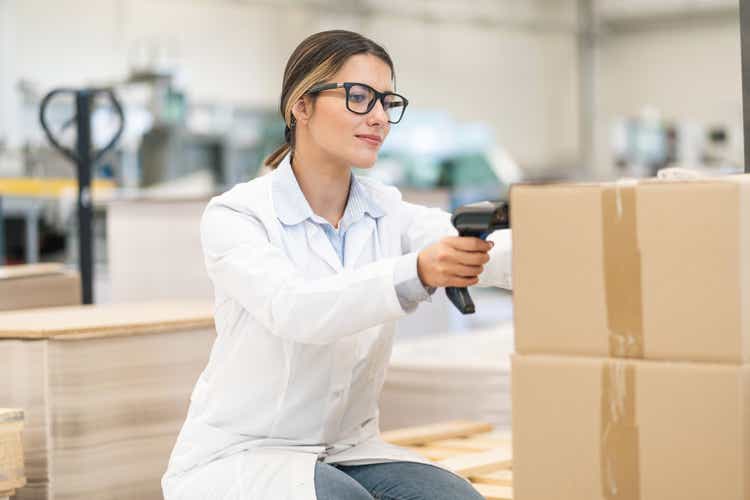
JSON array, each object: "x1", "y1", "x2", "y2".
[{"x1": 511, "y1": 177, "x2": 750, "y2": 499}]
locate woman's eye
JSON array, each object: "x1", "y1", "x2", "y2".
[{"x1": 349, "y1": 94, "x2": 367, "y2": 103}]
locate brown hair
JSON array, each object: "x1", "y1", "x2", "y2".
[{"x1": 263, "y1": 30, "x2": 395, "y2": 169}]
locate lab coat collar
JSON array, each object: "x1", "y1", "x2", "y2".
[{"x1": 271, "y1": 153, "x2": 385, "y2": 228}]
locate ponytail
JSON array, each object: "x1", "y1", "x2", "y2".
[
  {"x1": 263, "y1": 119, "x2": 296, "y2": 170},
  {"x1": 263, "y1": 143, "x2": 291, "y2": 169}
]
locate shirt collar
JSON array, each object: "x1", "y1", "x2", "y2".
[{"x1": 271, "y1": 153, "x2": 385, "y2": 228}]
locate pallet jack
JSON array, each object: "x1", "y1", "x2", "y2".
[{"x1": 39, "y1": 87, "x2": 125, "y2": 304}]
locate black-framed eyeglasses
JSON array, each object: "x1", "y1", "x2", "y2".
[{"x1": 306, "y1": 82, "x2": 409, "y2": 124}]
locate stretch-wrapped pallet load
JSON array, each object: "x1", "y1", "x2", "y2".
[
  {"x1": 0, "y1": 301, "x2": 215, "y2": 500},
  {"x1": 510, "y1": 176, "x2": 750, "y2": 500},
  {"x1": 0, "y1": 264, "x2": 81, "y2": 312},
  {"x1": 0, "y1": 409, "x2": 26, "y2": 497},
  {"x1": 380, "y1": 324, "x2": 514, "y2": 431}
]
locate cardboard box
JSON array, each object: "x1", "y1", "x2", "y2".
[
  {"x1": 512, "y1": 354, "x2": 750, "y2": 500},
  {"x1": 511, "y1": 177, "x2": 750, "y2": 363},
  {"x1": 0, "y1": 300, "x2": 215, "y2": 500},
  {"x1": 0, "y1": 264, "x2": 81, "y2": 312}
]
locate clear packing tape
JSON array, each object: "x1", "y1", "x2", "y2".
[
  {"x1": 602, "y1": 181, "x2": 644, "y2": 359},
  {"x1": 601, "y1": 179, "x2": 643, "y2": 499},
  {"x1": 601, "y1": 363, "x2": 640, "y2": 500}
]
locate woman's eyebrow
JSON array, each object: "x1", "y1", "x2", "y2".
[{"x1": 358, "y1": 82, "x2": 394, "y2": 93}]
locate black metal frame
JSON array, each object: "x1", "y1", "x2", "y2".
[
  {"x1": 306, "y1": 82, "x2": 408, "y2": 123},
  {"x1": 0, "y1": 196, "x2": 4, "y2": 265}
]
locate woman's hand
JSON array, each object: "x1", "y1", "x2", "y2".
[{"x1": 417, "y1": 236, "x2": 493, "y2": 288}]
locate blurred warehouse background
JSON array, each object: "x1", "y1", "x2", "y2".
[
  {"x1": 1, "y1": 4, "x2": 749, "y2": 492},
  {"x1": 0, "y1": 0, "x2": 743, "y2": 328}
]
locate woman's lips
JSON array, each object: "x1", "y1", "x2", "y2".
[{"x1": 356, "y1": 135, "x2": 382, "y2": 147}]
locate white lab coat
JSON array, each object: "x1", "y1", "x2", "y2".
[{"x1": 161, "y1": 154, "x2": 512, "y2": 500}]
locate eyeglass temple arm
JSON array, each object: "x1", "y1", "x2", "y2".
[{"x1": 308, "y1": 83, "x2": 343, "y2": 93}]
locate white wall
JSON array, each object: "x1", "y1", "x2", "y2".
[
  {"x1": 0, "y1": 0, "x2": 581, "y2": 173},
  {"x1": 594, "y1": 12, "x2": 743, "y2": 176},
  {"x1": 0, "y1": 0, "x2": 16, "y2": 147}
]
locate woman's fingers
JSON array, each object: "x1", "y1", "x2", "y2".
[
  {"x1": 418, "y1": 236, "x2": 493, "y2": 288},
  {"x1": 437, "y1": 247, "x2": 489, "y2": 267},
  {"x1": 447, "y1": 263, "x2": 484, "y2": 278},
  {"x1": 450, "y1": 276, "x2": 480, "y2": 287}
]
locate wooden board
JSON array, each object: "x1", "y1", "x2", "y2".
[
  {"x1": 429, "y1": 435, "x2": 512, "y2": 452},
  {"x1": 383, "y1": 420, "x2": 513, "y2": 499},
  {"x1": 473, "y1": 483, "x2": 513, "y2": 500},
  {"x1": 0, "y1": 409, "x2": 25, "y2": 494},
  {"x1": 437, "y1": 449, "x2": 513, "y2": 478},
  {"x1": 0, "y1": 264, "x2": 65, "y2": 281},
  {"x1": 0, "y1": 265, "x2": 81, "y2": 312},
  {"x1": 380, "y1": 420, "x2": 494, "y2": 446},
  {"x1": 0, "y1": 300, "x2": 215, "y2": 339},
  {"x1": 470, "y1": 469, "x2": 513, "y2": 486},
  {"x1": 0, "y1": 409, "x2": 23, "y2": 424}
]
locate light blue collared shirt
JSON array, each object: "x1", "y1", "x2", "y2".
[{"x1": 272, "y1": 156, "x2": 434, "y2": 312}]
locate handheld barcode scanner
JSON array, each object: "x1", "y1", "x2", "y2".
[{"x1": 446, "y1": 201, "x2": 510, "y2": 314}]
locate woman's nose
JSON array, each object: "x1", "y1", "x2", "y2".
[{"x1": 367, "y1": 99, "x2": 389, "y2": 126}]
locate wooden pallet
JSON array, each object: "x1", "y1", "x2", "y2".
[{"x1": 382, "y1": 420, "x2": 512, "y2": 500}]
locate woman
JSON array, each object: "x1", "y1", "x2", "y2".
[{"x1": 162, "y1": 30, "x2": 512, "y2": 500}]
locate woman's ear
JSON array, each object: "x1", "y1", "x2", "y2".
[{"x1": 291, "y1": 96, "x2": 314, "y2": 126}]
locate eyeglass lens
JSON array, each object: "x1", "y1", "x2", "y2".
[{"x1": 346, "y1": 84, "x2": 405, "y2": 123}]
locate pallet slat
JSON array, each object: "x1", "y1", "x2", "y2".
[
  {"x1": 472, "y1": 483, "x2": 513, "y2": 500},
  {"x1": 381, "y1": 420, "x2": 494, "y2": 446},
  {"x1": 470, "y1": 469, "x2": 513, "y2": 486},
  {"x1": 437, "y1": 448, "x2": 513, "y2": 478},
  {"x1": 407, "y1": 446, "x2": 464, "y2": 461},
  {"x1": 429, "y1": 435, "x2": 512, "y2": 452},
  {"x1": 385, "y1": 420, "x2": 513, "y2": 499}
]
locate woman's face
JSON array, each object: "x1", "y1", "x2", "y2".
[{"x1": 304, "y1": 54, "x2": 394, "y2": 169}]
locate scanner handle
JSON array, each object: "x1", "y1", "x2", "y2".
[{"x1": 445, "y1": 229, "x2": 489, "y2": 315}]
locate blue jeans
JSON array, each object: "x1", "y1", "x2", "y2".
[{"x1": 314, "y1": 461, "x2": 485, "y2": 500}]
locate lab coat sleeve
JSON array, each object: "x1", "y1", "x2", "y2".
[
  {"x1": 400, "y1": 200, "x2": 513, "y2": 290},
  {"x1": 201, "y1": 201, "x2": 409, "y2": 345},
  {"x1": 393, "y1": 251, "x2": 436, "y2": 312}
]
